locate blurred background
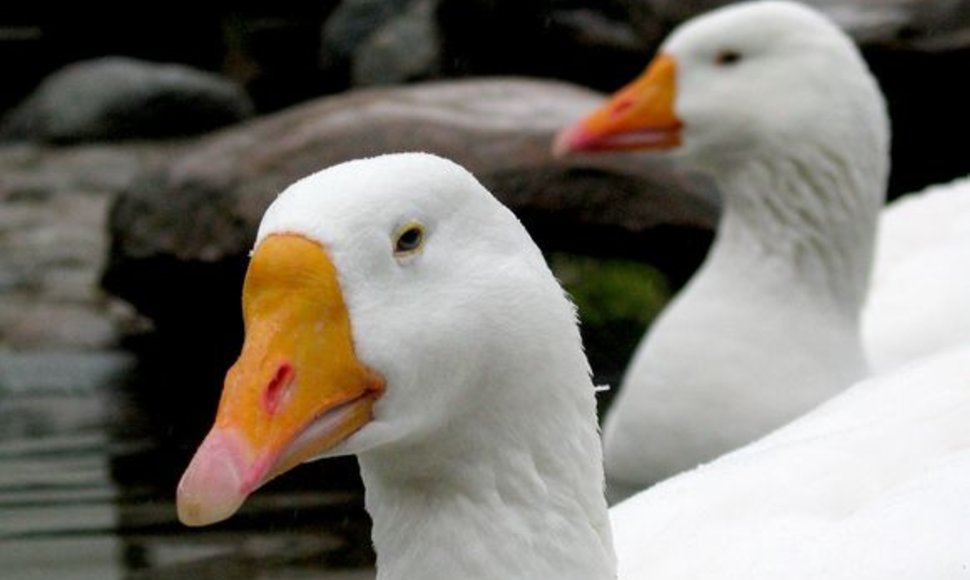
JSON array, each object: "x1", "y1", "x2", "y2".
[{"x1": 1, "y1": 1, "x2": 969, "y2": 578}]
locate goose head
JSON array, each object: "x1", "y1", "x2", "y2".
[
  {"x1": 555, "y1": 0, "x2": 889, "y2": 180},
  {"x1": 175, "y1": 153, "x2": 596, "y2": 530}
]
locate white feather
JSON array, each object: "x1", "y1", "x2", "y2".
[{"x1": 863, "y1": 176, "x2": 970, "y2": 372}]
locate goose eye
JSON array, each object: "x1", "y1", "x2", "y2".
[
  {"x1": 715, "y1": 49, "x2": 741, "y2": 66},
  {"x1": 393, "y1": 222, "x2": 426, "y2": 257}
]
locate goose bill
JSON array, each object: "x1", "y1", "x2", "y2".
[
  {"x1": 554, "y1": 54, "x2": 683, "y2": 154},
  {"x1": 177, "y1": 233, "x2": 384, "y2": 527}
]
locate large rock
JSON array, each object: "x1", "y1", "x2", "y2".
[
  {"x1": 323, "y1": 0, "x2": 415, "y2": 61},
  {"x1": 322, "y1": 0, "x2": 443, "y2": 87},
  {"x1": 321, "y1": 0, "x2": 420, "y2": 87},
  {"x1": 0, "y1": 57, "x2": 254, "y2": 144},
  {"x1": 104, "y1": 78, "x2": 718, "y2": 330},
  {"x1": 353, "y1": 0, "x2": 442, "y2": 85}
]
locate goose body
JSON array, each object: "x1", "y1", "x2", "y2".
[
  {"x1": 612, "y1": 343, "x2": 970, "y2": 579},
  {"x1": 555, "y1": 0, "x2": 970, "y2": 498},
  {"x1": 175, "y1": 151, "x2": 970, "y2": 579},
  {"x1": 864, "y1": 176, "x2": 970, "y2": 372}
]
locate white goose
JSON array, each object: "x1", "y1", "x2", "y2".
[
  {"x1": 176, "y1": 152, "x2": 970, "y2": 579},
  {"x1": 177, "y1": 153, "x2": 615, "y2": 580},
  {"x1": 556, "y1": 0, "x2": 970, "y2": 498}
]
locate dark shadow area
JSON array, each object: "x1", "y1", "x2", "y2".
[{"x1": 864, "y1": 46, "x2": 970, "y2": 199}]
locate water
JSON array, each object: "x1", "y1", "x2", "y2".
[{"x1": 0, "y1": 349, "x2": 376, "y2": 580}]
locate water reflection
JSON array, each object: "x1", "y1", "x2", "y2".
[
  {"x1": 0, "y1": 349, "x2": 375, "y2": 579},
  {"x1": 0, "y1": 351, "x2": 127, "y2": 580}
]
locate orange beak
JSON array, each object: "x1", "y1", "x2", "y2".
[
  {"x1": 177, "y1": 233, "x2": 384, "y2": 526},
  {"x1": 553, "y1": 54, "x2": 682, "y2": 155}
]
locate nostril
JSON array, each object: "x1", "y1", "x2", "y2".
[
  {"x1": 611, "y1": 98, "x2": 634, "y2": 117},
  {"x1": 263, "y1": 363, "x2": 294, "y2": 415}
]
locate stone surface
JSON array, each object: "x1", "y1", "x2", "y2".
[
  {"x1": 0, "y1": 143, "x2": 177, "y2": 351},
  {"x1": 321, "y1": 0, "x2": 442, "y2": 88},
  {"x1": 323, "y1": 0, "x2": 414, "y2": 61},
  {"x1": 353, "y1": 0, "x2": 442, "y2": 85},
  {"x1": 103, "y1": 78, "x2": 718, "y2": 329},
  {"x1": 0, "y1": 350, "x2": 135, "y2": 394},
  {"x1": 0, "y1": 57, "x2": 254, "y2": 144}
]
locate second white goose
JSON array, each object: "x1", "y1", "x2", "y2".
[{"x1": 555, "y1": 0, "x2": 970, "y2": 499}]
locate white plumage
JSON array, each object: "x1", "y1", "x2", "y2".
[
  {"x1": 613, "y1": 343, "x2": 970, "y2": 579},
  {"x1": 864, "y1": 176, "x2": 970, "y2": 372}
]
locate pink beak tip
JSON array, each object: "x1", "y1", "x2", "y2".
[
  {"x1": 176, "y1": 430, "x2": 252, "y2": 527},
  {"x1": 551, "y1": 123, "x2": 589, "y2": 158}
]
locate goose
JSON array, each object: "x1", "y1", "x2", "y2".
[
  {"x1": 175, "y1": 152, "x2": 970, "y2": 579},
  {"x1": 177, "y1": 152, "x2": 616, "y2": 579},
  {"x1": 553, "y1": 0, "x2": 963, "y2": 499}
]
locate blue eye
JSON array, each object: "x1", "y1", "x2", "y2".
[{"x1": 394, "y1": 222, "x2": 426, "y2": 256}]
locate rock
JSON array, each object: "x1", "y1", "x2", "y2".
[
  {"x1": 0, "y1": 143, "x2": 174, "y2": 352},
  {"x1": 103, "y1": 78, "x2": 718, "y2": 329},
  {"x1": 0, "y1": 57, "x2": 254, "y2": 144},
  {"x1": 321, "y1": 0, "x2": 441, "y2": 88},
  {"x1": 0, "y1": 350, "x2": 135, "y2": 394},
  {"x1": 353, "y1": 0, "x2": 441, "y2": 85},
  {"x1": 0, "y1": 142, "x2": 175, "y2": 195},
  {"x1": 223, "y1": 9, "x2": 341, "y2": 112},
  {"x1": 323, "y1": 0, "x2": 414, "y2": 61},
  {"x1": 0, "y1": 299, "x2": 120, "y2": 351}
]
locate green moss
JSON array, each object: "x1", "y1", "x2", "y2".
[
  {"x1": 550, "y1": 253, "x2": 670, "y2": 327},
  {"x1": 549, "y1": 253, "x2": 671, "y2": 395}
]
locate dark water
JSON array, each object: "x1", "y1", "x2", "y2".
[{"x1": 0, "y1": 349, "x2": 375, "y2": 580}]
